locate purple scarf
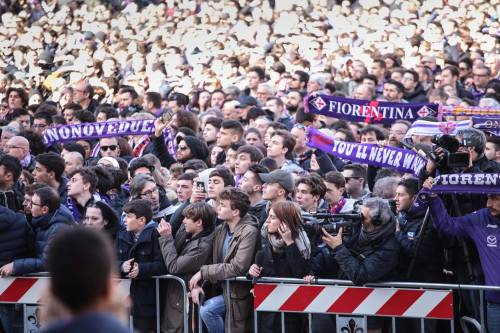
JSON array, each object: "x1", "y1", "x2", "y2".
[
  {"x1": 304, "y1": 94, "x2": 439, "y2": 124},
  {"x1": 431, "y1": 173, "x2": 500, "y2": 194},
  {"x1": 307, "y1": 128, "x2": 426, "y2": 176}
]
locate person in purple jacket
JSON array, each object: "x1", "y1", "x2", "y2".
[{"x1": 422, "y1": 177, "x2": 500, "y2": 333}]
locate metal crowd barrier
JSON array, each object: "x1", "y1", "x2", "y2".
[
  {"x1": 4, "y1": 274, "x2": 498, "y2": 333},
  {"x1": 151, "y1": 276, "x2": 500, "y2": 333}
]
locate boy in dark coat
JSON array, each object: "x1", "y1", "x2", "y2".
[{"x1": 116, "y1": 199, "x2": 166, "y2": 333}]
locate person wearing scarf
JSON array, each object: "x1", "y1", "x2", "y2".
[
  {"x1": 318, "y1": 197, "x2": 399, "y2": 333},
  {"x1": 248, "y1": 201, "x2": 311, "y2": 333}
]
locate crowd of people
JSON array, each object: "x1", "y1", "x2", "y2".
[{"x1": 0, "y1": 0, "x2": 499, "y2": 333}]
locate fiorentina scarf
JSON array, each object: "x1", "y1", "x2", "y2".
[
  {"x1": 404, "y1": 119, "x2": 471, "y2": 139},
  {"x1": 307, "y1": 127, "x2": 426, "y2": 176},
  {"x1": 304, "y1": 94, "x2": 439, "y2": 124},
  {"x1": 431, "y1": 173, "x2": 500, "y2": 194}
]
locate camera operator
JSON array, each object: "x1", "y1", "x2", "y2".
[
  {"x1": 248, "y1": 201, "x2": 311, "y2": 333},
  {"x1": 308, "y1": 198, "x2": 399, "y2": 333},
  {"x1": 420, "y1": 128, "x2": 500, "y2": 213},
  {"x1": 422, "y1": 178, "x2": 500, "y2": 333}
]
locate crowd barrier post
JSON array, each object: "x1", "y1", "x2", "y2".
[{"x1": 153, "y1": 274, "x2": 190, "y2": 333}]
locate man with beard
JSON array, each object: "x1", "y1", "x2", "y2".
[
  {"x1": 388, "y1": 120, "x2": 411, "y2": 148},
  {"x1": 239, "y1": 164, "x2": 268, "y2": 226},
  {"x1": 285, "y1": 90, "x2": 303, "y2": 115}
]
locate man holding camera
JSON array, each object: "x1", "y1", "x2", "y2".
[
  {"x1": 420, "y1": 128, "x2": 500, "y2": 213},
  {"x1": 310, "y1": 198, "x2": 399, "y2": 333}
]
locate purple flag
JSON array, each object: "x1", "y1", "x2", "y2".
[
  {"x1": 305, "y1": 94, "x2": 439, "y2": 124},
  {"x1": 306, "y1": 127, "x2": 427, "y2": 176}
]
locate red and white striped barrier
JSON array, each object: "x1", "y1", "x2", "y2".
[
  {"x1": 254, "y1": 284, "x2": 453, "y2": 320},
  {"x1": 0, "y1": 277, "x2": 131, "y2": 304}
]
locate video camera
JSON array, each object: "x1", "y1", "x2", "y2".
[
  {"x1": 302, "y1": 212, "x2": 363, "y2": 236},
  {"x1": 428, "y1": 134, "x2": 470, "y2": 169}
]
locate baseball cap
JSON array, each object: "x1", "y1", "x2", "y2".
[
  {"x1": 258, "y1": 169, "x2": 294, "y2": 193},
  {"x1": 236, "y1": 95, "x2": 258, "y2": 108}
]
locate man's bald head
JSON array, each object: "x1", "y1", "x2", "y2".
[
  {"x1": 5, "y1": 136, "x2": 30, "y2": 161},
  {"x1": 353, "y1": 84, "x2": 374, "y2": 100}
]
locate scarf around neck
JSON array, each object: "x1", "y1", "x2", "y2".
[{"x1": 261, "y1": 223, "x2": 311, "y2": 260}]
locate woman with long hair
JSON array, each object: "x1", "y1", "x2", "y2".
[{"x1": 248, "y1": 201, "x2": 311, "y2": 333}]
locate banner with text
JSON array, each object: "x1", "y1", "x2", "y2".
[
  {"x1": 307, "y1": 128, "x2": 427, "y2": 176},
  {"x1": 305, "y1": 94, "x2": 439, "y2": 124},
  {"x1": 431, "y1": 173, "x2": 500, "y2": 194},
  {"x1": 44, "y1": 119, "x2": 155, "y2": 144}
]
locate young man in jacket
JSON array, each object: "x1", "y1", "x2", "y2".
[
  {"x1": 0, "y1": 186, "x2": 73, "y2": 276},
  {"x1": 423, "y1": 178, "x2": 500, "y2": 333},
  {"x1": 189, "y1": 188, "x2": 258, "y2": 333},
  {"x1": 157, "y1": 201, "x2": 216, "y2": 333},
  {"x1": 117, "y1": 199, "x2": 166, "y2": 333}
]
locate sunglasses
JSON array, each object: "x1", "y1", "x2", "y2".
[
  {"x1": 101, "y1": 145, "x2": 118, "y2": 151},
  {"x1": 177, "y1": 145, "x2": 189, "y2": 151}
]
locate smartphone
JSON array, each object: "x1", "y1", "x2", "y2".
[
  {"x1": 162, "y1": 108, "x2": 174, "y2": 123},
  {"x1": 196, "y1": 181, "x2": 206, "y2": 193}
]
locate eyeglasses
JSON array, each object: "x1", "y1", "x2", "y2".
[
  {"x1": 101, "y1": 145, "x2": 118, "y2": 151},
  {"x1": 140, "y1": 187, "x2": 159, "y2": 198},
  {"x1": 30, "y1": 201, "x2": 43, "y2": 207},
  {"x1": 176, "y1": 145, "x2": 189, "y2": 151}
]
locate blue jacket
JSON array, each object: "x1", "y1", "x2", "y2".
[
  {"x1": 41, "y1": 312, "x2": 129, "y2": 333},
  {"x1": 428, "y1": 193, "x2": 500, "y2": 303},
  {"x1": 0, "y1": 206, "x2": 30, "y2": 267},
  {"x1": 116, "y1": 221, "x2": 166, "y2": 318},
  {"x1": 13, "y1": 206, "x2": 74, "y2": 275}
]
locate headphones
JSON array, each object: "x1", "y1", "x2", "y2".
[{"x1": 371, "y1": 200, "x2": 386, "y2": 226}]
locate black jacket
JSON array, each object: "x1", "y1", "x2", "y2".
[
  {"x1": 404, "y1": 84, "x2": 428, "y2": 103},
  {"x1": 13, "y1": 206, "x2": 74, "y2": 275},
  {"x1": 0, "y1": 206, "x2": 31, "y2": 267},
  {"x1": 332, "y1": 224, "x2": 400, "y2": 285},
  {"x1": 116, "y1": 221, "x2": 166, "y2": 318},
  {"x1": 395, "y1": 207, "x2": 443, "y2": 282},
  {"x1": 255, "y1": 235, "x2": 311, "y2": 333},
  {"x1": 256, "y1": 236, "x2": 310, "y2": 279}
]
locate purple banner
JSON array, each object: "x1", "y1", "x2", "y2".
[
  {"x1": 432, "y1": 173, "x2": 500, "y2": 194},
  {"x1": 305, "y1": 94, "x2": 439, "y2": 124},
  {"x1": 472, "y1": 117, "x2": 500, "y2": 136},
  {"x1": 43, "y1": 119, "x2": 155, "y2": 144},
  {"x1": 306, "y1": 128, "x2": 427, "y2": 176}
]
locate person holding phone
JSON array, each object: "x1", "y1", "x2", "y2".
[{"x1": 248, "y1": 201, "x2": 311, "y2": 333}]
